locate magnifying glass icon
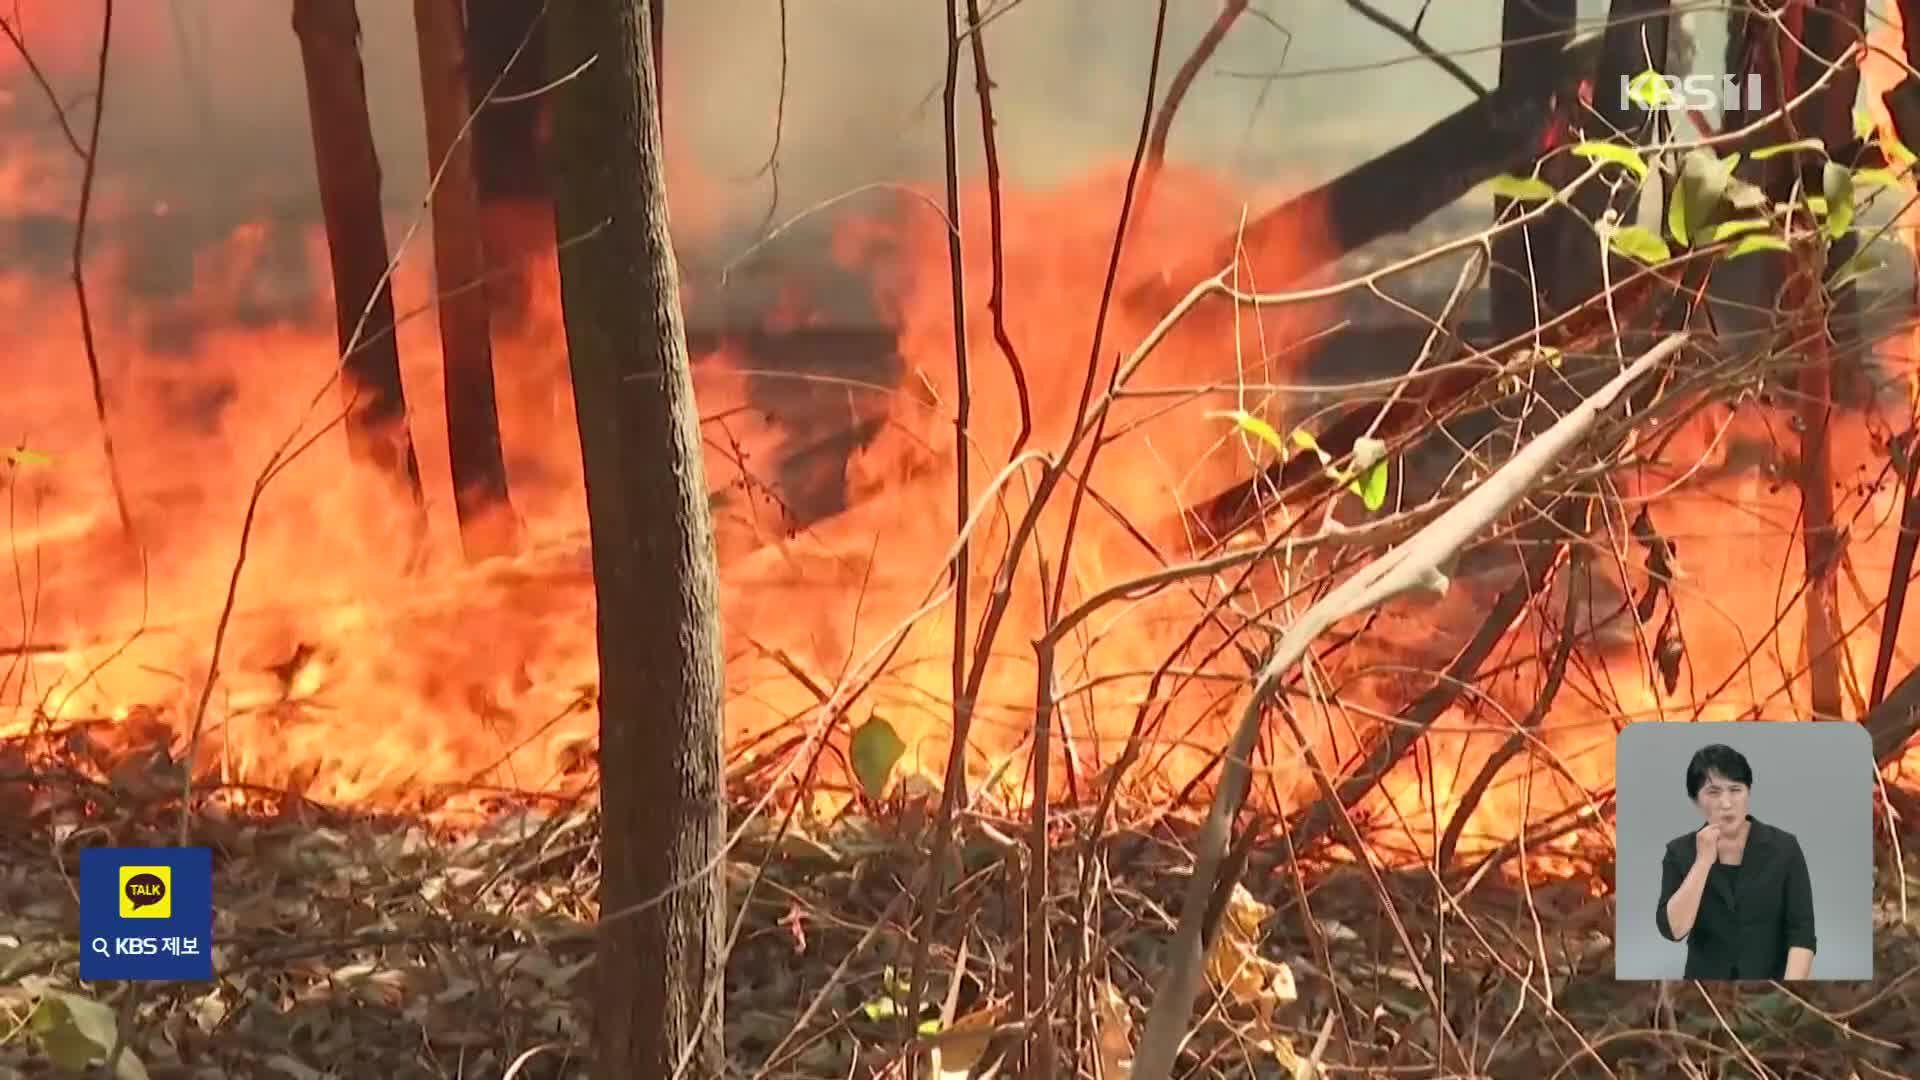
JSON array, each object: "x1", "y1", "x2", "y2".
[{"x1": 89, "y1": 938, "x2": 110, "y2": 957}]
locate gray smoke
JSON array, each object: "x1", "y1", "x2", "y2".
[{"x1": 2, "y1": 3, "x2": 1539, "y2": 253}]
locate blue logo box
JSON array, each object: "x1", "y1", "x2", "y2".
[{"x1": 79, "y1": 847, "x2": 213, "y2": 982}]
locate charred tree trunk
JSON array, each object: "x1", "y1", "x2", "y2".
[
  {"x1": 1794, "y1": 0, "x2": 1864, "y2": 720},
  {"x1": 415, "y1": 0, "x2": 519, "y2": 560},
  {"x1": 548, "y1": 0, "x2": 726, "y2": 1075},
  {"x1": 1126, "y1": 53, "x2": 1595, "y2": 314},
  {"x1": 291, "y1": 0, "x2": 427, "y2": 520},
  {"x1": 1806, "y1": 0, "x2": 1870, "y2": 407},
  {"x1": 466, "y1": 0, "x2": 553, "y2": 330},
  {"x1": 1557, "y1": 0, "x2": 1671, "y2": 304},
  {"x1": 1729, "y1": 1, "x2": 1862, "y2": 720},
  {"x1": 1490, "y1": 0, "x2": 1577, "y2": 341}
]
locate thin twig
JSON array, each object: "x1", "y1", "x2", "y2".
[
  {"x1": 962, "y1": 0, "x2": 1032, "y2": 456},
  {"x1": 1133, "y1": 0, "x2": 1250, "y2": 226},
  {"x1": 0, "y1": 14, "x2": 86, "y2": 156},
  {"x1": 1346, "y1": 0, "x2": 1489, "y2": 98},
  {"x1": 68, "y1": 0, "x2": 137, "y2": 546},
  {"x1": 902, "y1": 0, "x2": 975, "y2": 1066}
]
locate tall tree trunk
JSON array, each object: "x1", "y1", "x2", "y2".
[
  {"x1": 465, "y1": 0, "x2": 553, "y2": 329},
  {"x1": 1729, "y1": 0, "x2": 1860, "y2": 719},
  {"x1": 1805, "y1": 0, "x2": 1870, "y2": 407},
  {"x1": 547, "y1": 1, "x2": 726, "y2": 1076},
  {"x1": 1557, "y1": 0, "x2": 1671, "y2": 305},
  {"x1": 1490, "y1": 0, "x2": 1578, "y2": 341},
  {"x1": 415, "y1": 0, "x2": 519, "y2": 561},
  {"x1": 1791, "y1": 0, "x2": 1864, "y2": 719},
  {"x1": 291, "y1": 0, "x2": 428, "y2": 523}
]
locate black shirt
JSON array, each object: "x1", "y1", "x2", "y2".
[{"x1": 1655, "y1": 815, "x2": 1817, "y2": 979}]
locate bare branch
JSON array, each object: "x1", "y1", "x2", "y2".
[
  {"x1": 1346, "y1": 0, "x2": 1489, "y2": 98},
  {"x1": 1129, "y1": 332, "x2": 1689, "y2": 1080}
]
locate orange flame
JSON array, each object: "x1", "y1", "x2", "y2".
[{"x1": 2, "y1": 2, "x2": 1917, "y2": 855}]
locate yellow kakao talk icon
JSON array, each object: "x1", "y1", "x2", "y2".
[{"x1": 119, "y1": 865, "x2": 171, "y2": 919}]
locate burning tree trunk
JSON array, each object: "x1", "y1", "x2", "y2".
[
  {"x1": 290, "y1": 0, "x2": 427, "y2": 520},
  {"x1": 1489, "y1": 0, "x2": 1577, "y2": 341},
  {"x1": 1797, "y1": 0, "x2": 1865, "y2": 721},
  {"x1": 1728, "y1": 0, "x2": 1863, "y2": 720},
  {"x1": 1127, "y1": 56, "x2": 1592, "y2": 314},
  {"x1": 465, "y1": 0, "x2": 553, "y2": 328},
  {"x1": 547, "y1": 0, "x2": 726, "y2": 1075},
  {"x1": 414, "y1": 0, "x2": 519, "y2": 561}
]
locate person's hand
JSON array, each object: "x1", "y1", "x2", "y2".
[{"x1": 1694, "y1": 823, "x2": 1722, "y2": 866}]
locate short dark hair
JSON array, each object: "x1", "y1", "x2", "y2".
[{"x1": 1685, "y1": 744, "x2": 1754, "y2": 799}]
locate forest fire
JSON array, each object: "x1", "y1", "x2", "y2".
[
  {"x1": 12, "y1": 6, "x2": 1920, "y2": 1077},
  {"x1": 3, "y1": 1, "x2": 1918, "y2": 868}
]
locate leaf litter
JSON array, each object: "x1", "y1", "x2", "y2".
[{"x1": 1, "y1": 721, "x2": 1919, "y2": 1078}]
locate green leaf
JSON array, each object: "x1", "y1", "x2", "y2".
[
  {"x1": 1708, "y1": 218, "x2": 1771, "y2": 242},
  {"x1": 1728, "y1": 234, "x2": 1792, "y2": 259},
  {"x1": 1856, "y1": 107, "x2": 1877, "y2": 142},
  {"x1": 1853, "y1": 167, "x2": 1901, "y2": 189},
  {"x1": 917, "y1": 1017, "x2": 943, "y2": 1036},
  {"x1": 1668, "y1": 148, "x2": 1735, "y2": 247},
  {"x1": 1607, "y1": 225, "x2": 1671, "y2": 265},
  {"x1": 1822, "y1": 161, "x2": 1854, "y2": 240},
  {"x1": 862, "y1": 995, "x2": 900, "y2": 1021},
  {"x1": 849, "y1": 716, "x2": 906, "y2": 801},
  {"x1": 1750, "y1": 138, "x2": 1827, "y2": 161},
  {"x1": 4, "y1": 447, "x2": 53, "y2": 467},
  {"x1": 1290, "y1": 428, "x2": 1330, "y2": 464},
  {"x1": 1484, "y1": 174, "x2": 1557, "y2": 202},
  {"x1": 1210, "y1": 409, "x2": 1286, "y2": 455},
  {"x1": 1665, "y1": 185, "x2": 1690, "y2": 246},
  {"x1": 1626, "y1": 69, "x2": 1673, "y2": 110},
  {"x1": 1357, "y1": 458, "x2": 1389, "y2": 512},
  {"x1": 1885, "y1": 134, "x2": 1918, "y2": 166},
  {"x1": 1664, "y1": 191, "x2": 1686, "y2": 247},
  {"x1": 1571, "y1": 141, "x2": 1649, "y2": 180},
  {"x1": 1804, "y1": 196, "x2": 1829, "y2": 217}
]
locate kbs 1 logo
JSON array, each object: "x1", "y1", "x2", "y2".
[{"x1": 1621, "y1": 70, "x2": 1764, "y2": 114}]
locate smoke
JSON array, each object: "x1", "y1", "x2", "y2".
[
  {"x1": 1, "y1": 2, "x2": 1528, "y2": 258},
  {"x1": 2, "y1": 0, "x2": 1783, "y2": 330}
]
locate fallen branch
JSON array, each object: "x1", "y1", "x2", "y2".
[
  {"x1": 1124, "y1": 54, "x2": 1591, "y2": 315},
  {"x1": 1129, "y1": 332, "x2": 1688, "y2": 1080}
]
